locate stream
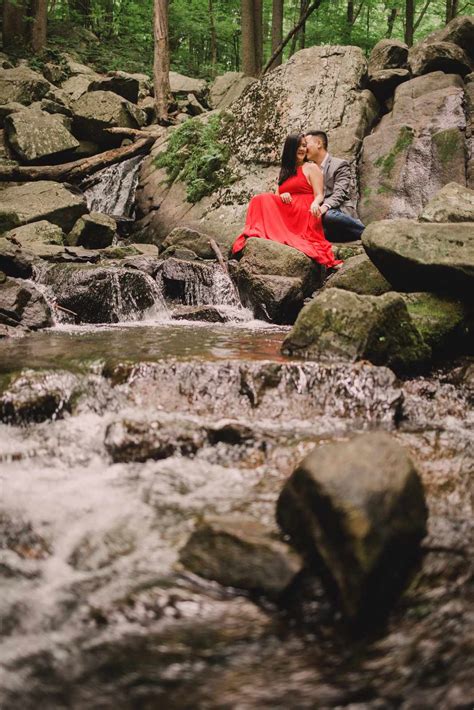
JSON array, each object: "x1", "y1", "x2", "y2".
[{"x1": 0, "y1": 159, "x2": 473, "y2": 709}]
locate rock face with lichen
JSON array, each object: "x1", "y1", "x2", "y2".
[
  {"x1": 135, "y1": 45, "x2": 379, "y2": 245},
  {"x1": 359, "y1": 71, "x2": 469, "y2": 224}
]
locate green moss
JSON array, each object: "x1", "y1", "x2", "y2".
[
  {"x1": 432, "y1": 129, "x2": 463, "y2": 166},
  {"x1": 403, "y1": 292, "x2": 467, "y2": 351},
  {"x1": 375, "y1": 126, "x2": 414, "y2": 178},
  {"x1": 154, "y1": 114, "x2": 234, "y2": 203}
]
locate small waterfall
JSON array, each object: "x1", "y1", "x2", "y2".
[{"x1": 80, "y1": 155, "x2": 144, "y2": 218}]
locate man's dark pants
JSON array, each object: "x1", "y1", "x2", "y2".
[{"x1": 323, "y1": 208, "x2": 365, "y2": 242}]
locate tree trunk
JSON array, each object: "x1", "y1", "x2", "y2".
[
  {"x1": 386, "y1": 7, "x2": 398, "y2": 37},
  {"x1": 269, "y1": 0, "x2": 284, "y2": 69},
  {"x1": 405, "y1": 0, "x2": 414, "y2": 46},
  {"x1": 153, "y1": 0, "x2": 171, "y2": 123},
  {"x1": 70, "y1": 0, "x2": 91, "y2": 25},
  {"x1": 209, "y1": 0, "x2": 218, "y2": 71},
  {"x1": 103, "y1": 0, "x2": 114, "y2": 37},
  {"x1": 254, "y1": 0, "x2": 264, "y2": 74},
  {"x1": 3, "y1": 1, "x2": 26, "y2": 48},
  {"x1": 446, "y1": 0, "x2": 459, "y2": 22},
  {"x1": 263, "y1": 0, "x2": 323, "y2": 74},
  {"x1": 299, "y1": 0, "x2": 309, "y2": 49},
  {"x1": 241, "y1": 0, "x2": 257, "y2": 76},
  {"x1": 29, "y1": 0, "x2": 48, "y2": 52}
]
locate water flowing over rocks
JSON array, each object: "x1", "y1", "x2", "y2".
[
  {"x1": 282, "y1": 288, "x2": 431, "y2": 375},
  {"x1": 277, "y1": 432, "x2": 428, "y2": 625},
  {"x1": 0, "y1": 369, "x2": 78, "y2": 424},
  {"x1": 362, "y1": 219, "x2": 474, "y2": 297}
]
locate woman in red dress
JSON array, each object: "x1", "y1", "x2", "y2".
[{"x1": 232, "y1": 134, "x2": 342, "y2": 268}]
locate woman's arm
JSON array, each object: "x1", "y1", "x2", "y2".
[{"x1": 303, "y1": 163, "x2": 324, "y2": 216}]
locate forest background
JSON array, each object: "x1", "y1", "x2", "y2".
[{"x1": 1, "y1": 0, "x2": 471, "y2": 82}]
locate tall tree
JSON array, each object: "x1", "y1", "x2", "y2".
[
  {"x1": 30, "y1": 0, "x2": 48, "y2": 51},
  {"x1": 241, "y1": 0, "x2": 258, "y2": 76},
  {"x1": 263, "y1": 0, "x2": 324, "y2": 74},
  {"x1": 386, "y1": 4, "x2": 398, "y2": 37},
  {"x1": 70, "y1": 0, "x2": 91, "y2": 25},
  {"x1": 254, "y1": 0, "x2": 264, "y2": 73},
  {"x1": 154, "y1": 0, "x2": 171, "y2": 122},
  {"x1": 446, "y1": 0, "x2": 458, "y2": 22},
  {"x1": 209, "y1": 0, "x2": 218, "y2": 71},
  {"x1": 269, "y1": 0, "x2": 284, "y2": 69},
  {"x1": 405, "y1": 0, "x2": 415, "y2": 45},
  {"x1": 3, "y1": 0, "x2": 26, "y2": 49}
]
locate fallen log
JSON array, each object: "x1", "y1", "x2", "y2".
[{"x1": 0, "y1": 134, "x2": 155, "y2": 183}]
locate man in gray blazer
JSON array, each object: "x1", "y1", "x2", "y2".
[{"x1": 305, "y1": 130, "x2": 364, "y2": 241}]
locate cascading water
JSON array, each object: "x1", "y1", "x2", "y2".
[{"x1": 80, "y1": 154, "x2": 144, "y2": 219}]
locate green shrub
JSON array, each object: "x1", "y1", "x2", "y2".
[{"x1": 154, "y1": 114, "x2": 233, "y2": 203}]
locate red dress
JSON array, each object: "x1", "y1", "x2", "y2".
[{"x1": 232, "y1": 166, "x2": 342, "y2": 267}]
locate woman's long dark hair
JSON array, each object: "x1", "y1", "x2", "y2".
[{"x1": 278, "y1": 133, "x2": 304, "y2": 186}]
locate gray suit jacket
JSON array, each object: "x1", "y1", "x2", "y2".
[{"x1": 322, "y1": 154, "x2": 358, "y2": 218}]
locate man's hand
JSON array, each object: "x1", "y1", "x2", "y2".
[
  {"x1": 320, "y1": 204, "x2": 329, "y2": 216},
  {"x1": 280, "y1": 192, "x2": 292, "y2": 204},
  {"x1": 310, "y1": 200, "x2": 321, "y2": 217}
]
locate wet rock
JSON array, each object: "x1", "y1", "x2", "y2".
[
  {"x1": 0, "y1": 511, "x2": 50, "y2": 559},
  {"x1": 0, "y1": 181, "x2": 87, "y2": 232},
  {"x1": 179, "y1": 515, "x2": 303, "y2": 597},
  {"x1": 0, "y1": 238, "x2": 35, "y2": 278},
  {"x1": 41, "y1": 263, "x2": 159, "y2": 323},
  {"x1": 89, "y1": 73, "x2": 140, "y2": 103},
  {"x1": 0, "y1": 66, "x2": 51, "y2": 105},
  {"x1": 104, "y1": 417, "x2": 208, "y2": 462},
  {"x1": 68, "y1": 521, "x2": 136, "y2": 571},
  {"x1": 208, "y1": 421, "x2": 256, "y2": 445},
  {"x1": 359, "y1": 72, "x2": 467, "y2": 224},
  {"x1": 419, "y1": 181, "x2": 474, "y2": 222},
  {"x1": 368, "y1": 38, "x2": 408, "y2": 72},
  {"x1": 409, "y1": 41, "x2": 472, "y2": 78},
  {"x1": 368, "y1": 68, "x2": 411, "y2": 102},
  {"x1": 170, "y1": 305, "x2": 232, "y2": 323},
  {"x1": 158, "y1": 257, "x2": 237, "y2": 307},
  {"x1": 0, "y1": 369, "x2": 78, "y2": 424},
  {"x1": 282, "y1": 288, "x2": 431, "y2": 375},
  {"x1": 72, "y1": 90, "x2": 147, "y2": 145},
  {"x1": 362, "y1": 220, "x2": 474, "y2": 297},
  {"x1": 236, "y1": 238, "x2": 324, "y2": 324},
  {"x1": 323, "y1": 254, "x2": 391, "y2": 296},
  {"x1": 0, "y1": 276, "x2": 52, "y2": 330},
  {"x1": 66, "y1": 212, "x2": 116, "y2": 249},
  {"x1": 4, "y1": 108, "x2": 79, "y2": 162},
  {"x1": 209, "y1": 71, "x2": 257, "y2": 109},
  {"x1": 402, "y1": 292, "x2": 472, "y2": 353},
  {"x1": 276, "y1": 432, "x2": 428, "y2": 624},
  {"x1": 160, "y1": 226, "x2": 230, "y2": 260},
  {"x1": 3, "y1": 220, "x2": 65, "y2": 247}
]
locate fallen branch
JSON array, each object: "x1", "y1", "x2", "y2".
[
  {"x1": 0, "y1": 135, "x2": 155, "y2": 183},
  {"x1": 262, "y1": 0, "x2": 324, "y2": 75}
]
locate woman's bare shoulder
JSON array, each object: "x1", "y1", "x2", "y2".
[{"x1": 303, "y1": 161, "x2": 322, "y2": 174}]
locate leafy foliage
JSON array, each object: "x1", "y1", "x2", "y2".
[{"x1": 154, "y1": 115, "x2": 233, "y2": 203}]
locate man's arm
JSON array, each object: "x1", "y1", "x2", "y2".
[{"x1": 322, "y1": 161, "x2": 351, "y2": 212}]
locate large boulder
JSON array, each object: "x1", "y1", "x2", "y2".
[
  {"x1": 362, "y1": 220, "x2": 474, "y2": 297},
  {"x1": 2, "y1": 220, "x2": 65, "y2": 247},
  {"x1": 419, "y1": 181, "x2": 474, "y2": 222},
  {"x1": 0, "y1": 67, "x2": 51, "y2": 105},
  {"x1": 368, "y1": 39, "x2": 409, "y2": 73},
  {"x1": 0, "y1": 275, "x2": 52, "y2": 330},
  {"x1": 359, "y1": 72, "x2": 468, "y2": 223},
  {"x1": 209, "y1": 72, "x2": 257, "y2": 109},
  {"x1": 61, "y1": 74, "x2": 96, "y2": 102},
  {"x1": 235, "y1": 238, "x2": 324, "y2": 324},
  {"x1": 0, "y1": 181, "x2": 87, "y2": 232},
  {"x1": 0, "y1": 238, "x2": 35, "y2": 278},
  {"x1": 89, "y1": 73, "x2": 140, "y2": 103},
  {"x1": 66, "y1": 212, "x2": 116, "y2": 249},
  {"x1": 169, "y1": 71, "x2": 207, "y2": 101},
  {"x1": 4, "y1": 109, "x2": 79, "y2": 162},
  {"x1": 323, "y1": 253, "x2": 391, "y2": 296},
  {"x1": 159, "y1": 225, "x2": 232, "y2": 260},
  {"x1": 137, "y1": 46, "x2": 379, "y2": 244},
  {"x1": 421, "y1": 14, "x2": 474, "y2": 63},
  {"x1": 179, "y1": 515, "x2": 303, "y2": 598},
  {"x1": 40, "y1": 263, "x2": 160, "y2": 323},
  {"x1": 402, "y1": 292, "x2": 472, "y2": 353},
  {"x1": 282, "y1": 288, "x2": 431, "y2": 374},
  {"x1": 368, "y1": 68, "x2": 411, "y2": 103},
  {"x1": 72, "y1": 90, "x2": 147, "y2": 144},
  {"x1": 408, "y1": 41, "x2": 472, "y2": 78},
  {"x1": 276, "y1": 432, "x2": 428, "y2": 624}
]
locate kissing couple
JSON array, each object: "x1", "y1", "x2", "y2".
[{"x1": 232, "y1": 131, "x2": 365, "y2": 271}]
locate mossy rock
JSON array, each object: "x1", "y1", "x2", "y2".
[
  {"x1": 402, "y1": 292, "x2": 473, "y2": 355},
  {"x1": 324, "y1": 254, "x2": 391, "y2": 296}
]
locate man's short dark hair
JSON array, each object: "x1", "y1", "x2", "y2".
[{"x1": 305, "y1": 130, "x2": 328, "y2": 149}]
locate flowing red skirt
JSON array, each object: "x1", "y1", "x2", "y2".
[{"x1": 232, "y1": 170, "x2": 342, "y2": 267}]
